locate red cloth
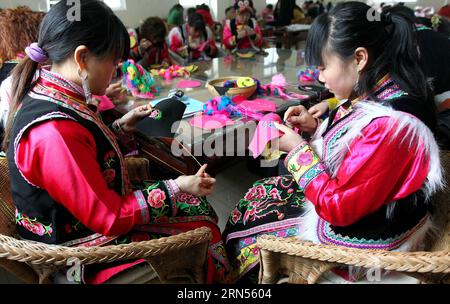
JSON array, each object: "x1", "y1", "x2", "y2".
[
  {"x1": 303, "y1": 117, "x2": 430, "y2": 227},
  {"x1": 15, "y1": 119, "x2": 147, "y2": 236}
]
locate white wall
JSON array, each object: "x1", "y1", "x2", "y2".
[
  {"x1": 0, "y1": 0, "x2": 179, "y2": 28},
  {"x1": 0, "y1": 0, "x2": 447, "y2": 27}
]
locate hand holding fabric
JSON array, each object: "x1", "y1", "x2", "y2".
[
  {"x1": 284, "y1": 105, "x2": 318, "y2": 134},
  {"x1": 118, "y1": 103, "x2": 153, "y2": 133},
  {"x1": 273, "y1": 123, "x2": 306, "y2": 152}
]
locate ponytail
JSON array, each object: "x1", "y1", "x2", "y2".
[
  {"x1": 368, "y1": 10, "x2": 430, "y2": 101},
  {"x1": 2, "y1": 56, "x2": 38, "y2": 150}
]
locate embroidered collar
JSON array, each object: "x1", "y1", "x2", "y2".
[
  {"x1": 369, "y1": 74, "x2": 408, "y2": 101},
  {"x1": 34, "y1": 67, "x2": 96, "y2": 115}
]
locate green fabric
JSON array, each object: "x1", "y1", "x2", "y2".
[{"x1": 168, "y1": 9, "x2": 183, "y2": 26}]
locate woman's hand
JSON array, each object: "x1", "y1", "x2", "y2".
[
  {"x1": 138, "y1": 38, "x2": 153, "y2": 56},
  {"x1": 308, "y1": 101, "x2": 329, "y2": 118},
  {"x1": 273, "y1": 123, "x2": 306, "y2": 152},
  {"x1": 175, "y1": 164, "x2": 216, "y2": 197},
  {"x1": 117, "y1": 103, "x2": 153, "y2": 133},
  {"x1": 283, "y1": 105, "x2": 318, "y2": 134},
  {"x1": 105, "y1": 82, "x2": 125, "y2": 100}
]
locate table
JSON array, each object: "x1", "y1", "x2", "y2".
[{"x1": 115, "y1": 48, "x2": 329, "y2": 176}]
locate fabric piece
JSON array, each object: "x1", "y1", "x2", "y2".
[
  {"x1": 176, "y1": 80, "x2": 203, "y2": 89},
  {"x1": 189, "y1": 113, "x2": 234, "y2": 130},
  {"x1": 235, "y1": 98, "x2": 277, "y2": 112},
  {"x1": 96, "y1": 95, "x2": 116, "y2": 112},
  {"x1": 248, "y1": 113, "x2": 283, "y2": 158}
]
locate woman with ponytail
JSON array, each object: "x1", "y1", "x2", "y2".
[
  {"x1": 4, "y1": 0, "x2": 228, "y2": 284},
  {"x1": 223, "y1": 1, "x2": 443, "y2": 283}
]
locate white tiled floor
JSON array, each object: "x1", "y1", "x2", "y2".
[{"x1": 0, "y1": 159, "x2": 261, "y2": 284}]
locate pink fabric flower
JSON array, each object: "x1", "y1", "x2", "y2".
[{"x1": 148, "y1": 189, "x2": 166, "y2": 209}]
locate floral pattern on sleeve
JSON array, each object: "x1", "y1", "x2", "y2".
[{"x1": 15, "y1": 209, "x2": 53, "y2": 237}]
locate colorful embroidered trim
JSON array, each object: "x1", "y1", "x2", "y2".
[
  {"x1": 371, "y1": 74, "x2": 408, "y2": 101},
  {"x1": 286, "y1": 144, "x2": 325, "y2": 191},
  {"x1": 317, "y1": 216, "x2": 429, "y2": 250},
  {"x1": 134, "y1": 190, "x2": 150, "y2": 223}
]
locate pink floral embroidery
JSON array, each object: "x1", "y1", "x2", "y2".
[
  {"x1": 148, "y1": 189, "x2": 166, "y2": 208},
  {"x1": 104, "y1": 151, "x2": 116, "y2": 162},
  {"x1": 269, "y1": 188, "x2": 282, "y2": 201},
  {"x1": 103, "y1": 169, "x2": 116, "y2": 184},
  {"x1": 244, "y1": 185, "x2": 267, "y2": 201},
  {"x1": 287, "y1": 188, "x2": 294, "y2": 194},
  {"x1": 243, "y1": 201, "x2": 258, "y2": 224},
  {"x1": 296, "y1": 150, "x2": 314, "y2": 166},
  {"x1": 187, "y1": 197, "x2": 201, "y2": 206},
  {"x1": 15, "y1": 210, "x2": 53, "y2": 236},
  {"x1": 231, "y1": 209, "x2": 242, "y2": 224}
]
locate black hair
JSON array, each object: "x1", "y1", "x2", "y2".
[
  {"x1": 305, "y1": 1, "x2": 430, "y2": 103},
  {"x1": 225, "y1": 6, "x2": 235, "y2": 14},
  {"x1": 266, "y1": 4, "x2": 274, "y2": 9},
  {"x1": 170, "y1": 4, "x2": 184, "y2": 13},
  {"x1": 3, "y1": 0, "x2": 130, "y2": 149},
  {"x1": 140, "y1": 17, "x2": 167, "y2": 44},
  {"x1": 188, "y1": 12, "x2": 207, "y2": 35},
  {"x1": 196, "y1": 4, "x2": 210, "y2": 11}
]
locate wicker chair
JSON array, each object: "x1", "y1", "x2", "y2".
[
  {"x1": 0, "y1": 156, "x2": 212, "y2": 284},
  {"x1": 257, "y1": 151, "x2": 450, "y2": 284}
]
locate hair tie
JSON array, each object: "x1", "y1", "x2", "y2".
[{"x1": 25, "y1": 43, "x2": 49, "y2": 63}]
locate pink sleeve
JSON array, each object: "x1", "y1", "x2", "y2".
[
  {"x1": 253, "y1": 24, "x2": 264, "y2": 47},
  {"x1": 168, "y1": 27, "x2": 183, "y2": 53},
  {"x1": 16, "y1": 120, "x2": 178, "y2": 236},
  {"x1": 285, "y1": 117, "x2": 430, "y2": 227},
  {"x1": 223, "y1": 22, "x2": 236, "y2": 50}
]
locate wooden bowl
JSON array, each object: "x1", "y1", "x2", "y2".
[{"x1": 207, "y1": 76, "x2": 257, "y2": 99}]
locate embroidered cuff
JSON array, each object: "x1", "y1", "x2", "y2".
[
  {"x1": 164, "y1": 179, "x2": 181, "y2": 201},
  {"x1": 285, "y1": 143, "x2": 326, "y2": 191},
  {"x1": 164, "y1": 179, "x2": 181, "y2": 217},
  {"x1": 133, "y1": 191, "x2": 150, "y2": 224}
]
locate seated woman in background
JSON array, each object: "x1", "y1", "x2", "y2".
[
  {"x1": 168, "y1": 12, "x2": 218, "y2": 62},
  {"x1": 223, "y1": 1, "x2": 443, "y2": 283},
  {"x1": 223, "y1": 1, "x2": 263, "y2": 53},
  {"x1": 129, "y1": 17, "x2": 170, "y2": 69},
  {"x1": 0, "y1": 6, "x2": 44, "y2": 142},
  {"x1": 4, "y1": 0, "x2": 228, "y2": 284}
]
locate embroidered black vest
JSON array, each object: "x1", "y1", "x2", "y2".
[{"x1": 7, "y1": 95, "x2": 126, "y2": 246}]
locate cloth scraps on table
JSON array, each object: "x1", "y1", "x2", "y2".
[
  {"x1": 189, "y1": 113, "x2": 234, "y2": 130},
  {"x1": 176, "y1": 80, "x2": 203, "y2": 89},
  {"x1": 150, "y1": 65, "x2": 198, "y2": 81},
  {"x1": 234, "y1": 98, "x2": 277, "y2": 112}
]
